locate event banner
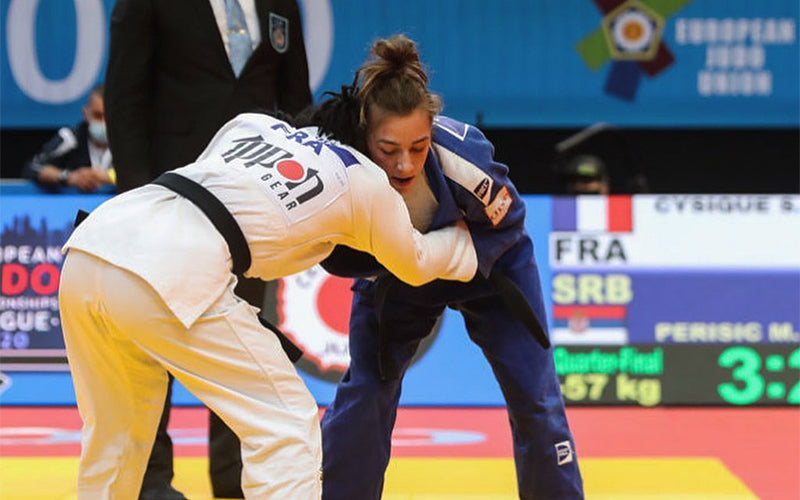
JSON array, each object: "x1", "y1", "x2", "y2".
[
  {"x1": 0, "y1": 192, "x2": 109, "y2": 372},
  {"x1": 1, "y1": 191, "x2": 798, "y2": 406},
  {"x1": 2, "y1": 0, "x2": 798, "y2": 127}
]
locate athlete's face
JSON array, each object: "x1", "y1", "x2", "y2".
[{"x1": 366, "y1": 106, "x2": 432, "y2": 195}]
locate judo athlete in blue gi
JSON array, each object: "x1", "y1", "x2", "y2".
[{"x1": 300, "y1": 35, "x2": 584, "y2": 500}]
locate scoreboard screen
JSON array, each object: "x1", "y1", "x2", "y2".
[
  {"x1": 555, "y1": 344, "x2": 798, "y2": 406},
  {"x1": 544, "y1": 194, "x2": 799, "y2": 407}
]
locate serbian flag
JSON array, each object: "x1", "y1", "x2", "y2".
[
  {"x1": 552, "y1": 195, "x2": 633, "y2": 232},
  {"x1": 551, "y1": 304, "x2": 628, "y2": 345}
]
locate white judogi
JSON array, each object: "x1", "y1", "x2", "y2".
[{"x1": 60, "y1": 113, "x2": 477, "y2": 499}]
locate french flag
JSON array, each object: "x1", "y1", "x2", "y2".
[
  {"x1": 551, "y1": 304, "x2": 628, "y2": 345},
  {"x1": 552, "y1": 195, "x2": 633, "y2": 232}
]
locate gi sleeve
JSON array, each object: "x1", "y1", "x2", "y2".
[
  {"x1": 355, "y1": 169, "x2": 478, "y2": 287},
  {"x1": 433, "y1": 117, "x2": 526, "y2": 278}
]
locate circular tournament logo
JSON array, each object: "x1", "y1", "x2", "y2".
[
  {"x1": 602, "y1": 1, "x2": 664, "y2": 62},
  {"x1": 611, "y1": 9, "x2": 655, "y2": 54},
  {"x1": 276, "y1": 265, "x2": 440, "y2": 382}
]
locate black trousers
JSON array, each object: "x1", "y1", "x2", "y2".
[
  {"x1": 143, "y1": 377, "x2": 244, "y2": 498},
  {"x1": 142, "y1": 277, "x2": 266, "y2": 498}
]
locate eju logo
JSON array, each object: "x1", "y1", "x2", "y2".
[
  {"x1": 577, "y1": 0, "x2": 692, "y2": 100},
  {"x1": 276, "y1": 267, "x2": 442, "y2": 382},
  {"x1": 277, "y1": 267, "x2": 351, "y2": 381}
]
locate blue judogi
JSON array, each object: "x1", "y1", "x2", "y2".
[{"x1": 320, "y1": 117, "x2": 584, "y2": 500}]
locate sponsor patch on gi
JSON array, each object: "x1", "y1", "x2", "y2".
[
  {"x1": 220, "y1": 133, "x2": 347, "y2": 224},
  {"x1": 473, "y1": 178, "x2": 491, "y2": 200},
  {"x1": 555, "y1": 440, "x2": 574, "y2": 466},
  {"x1": 485, "y1": 185, "x2": 513, "y2": 226},
  {"x1": 269, "y1": 13, "x2": 289, "y2": 54}
]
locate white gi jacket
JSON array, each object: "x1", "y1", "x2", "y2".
[{"x1": 64, "y1": 113, "x2": 477, "y2": 328}]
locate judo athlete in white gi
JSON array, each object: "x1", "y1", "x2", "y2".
[{"x1": 58, "y1": 112, "x2": 478, "y2": 499}]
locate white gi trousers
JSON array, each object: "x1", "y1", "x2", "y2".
[{"x1": 59, "y1": 250, "x2": 322, "y2": 499}]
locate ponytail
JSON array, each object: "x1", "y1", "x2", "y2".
[
  {"x1": 296, "y1": 34, "x2": 441, "y2": 155},
  {"x1": 356, "y1": 34, "x2": 442, "y2": 127}
]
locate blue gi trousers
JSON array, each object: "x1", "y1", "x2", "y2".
[{"x1": 321, "y1": 239, "x2": 584, "y2": 499}]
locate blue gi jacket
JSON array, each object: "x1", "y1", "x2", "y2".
[{"x1": 425, "y1": 115, "x2": 526, "y2": 277}]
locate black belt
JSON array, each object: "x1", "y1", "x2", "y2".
[
  {"x1": 152, "y1": 173, "x2": 302, "y2": 363},
  {"x1": 257, "y1": 316, "x2": 303, "y2": 363},
  {"x1": 152, "y1": 172, "x2": 251, "y2": 276},
  {"x1": 488, "y1": 268, "x2": 551, "y2": 350}
]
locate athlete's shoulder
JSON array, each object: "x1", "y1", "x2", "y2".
[
  {"x1": 432, "y1": 116, "x2": 492, "y2": 151},
  {"x1": 431, "y1": 115, "x2": 503, "y2": 199},
  {"x1": 224, "y1": 112, "x2": 286, "y2": 133},
  {"x1": 432, "y1": 116, "x2": 471, "y2": 142}
]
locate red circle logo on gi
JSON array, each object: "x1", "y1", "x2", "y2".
[
  {"x1": 276, "y1": 159, "x2": 306, "y2": 181},
  {"x1": 276, "y1": 266, "x2": 441, "y2": 382}
]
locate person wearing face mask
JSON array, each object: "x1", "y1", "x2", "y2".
[
  {"x1": 22, "y1": 85, "x2": 115, "y2": 193},
  {"x1": 296, "y1": 35, "x2": 584, "y2": 500}
]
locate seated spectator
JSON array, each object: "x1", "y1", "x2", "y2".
[
  {"x1": 22, "y1": 85, "x2": 115, "y2": 192},
  {"x1": 559, "y1": 154, "x2": 610, "y2": 195},
  {"x1": 553, "y1": 122, "x2": 649, "y2": 195}
]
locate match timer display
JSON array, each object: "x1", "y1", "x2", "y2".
[
  {"x1": 555, "y1": 344, "x2": 799, "y2": 406},
  {"x1": 715, "y1": 346, "x2": 798, "y2": 405}
]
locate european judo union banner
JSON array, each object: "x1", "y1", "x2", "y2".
[
  {"x1": 2, "y1": 0, "x2": 798, "y2": 128},
  {"x1": 322, "y1": 0, "x2": 800, "y2": 126}
]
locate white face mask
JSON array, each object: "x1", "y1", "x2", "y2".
[{"x1": 88, "y1": 120, "x2": 107, "y2": 145}]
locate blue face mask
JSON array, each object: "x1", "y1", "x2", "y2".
[{"x1": 88, "y1": 120, "x2": 107, "y2": 145}]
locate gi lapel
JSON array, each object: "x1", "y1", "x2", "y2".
[{"x1": 424, "y1": 151, "x2": 463, "y2": 231}]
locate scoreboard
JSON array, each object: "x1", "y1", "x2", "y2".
[
  {"x1": 555, "y1": 344, "x2": 798, "y2": 406},
  {"x1": 543, "y1": 195, "x2": 799, "y2": 407}
]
